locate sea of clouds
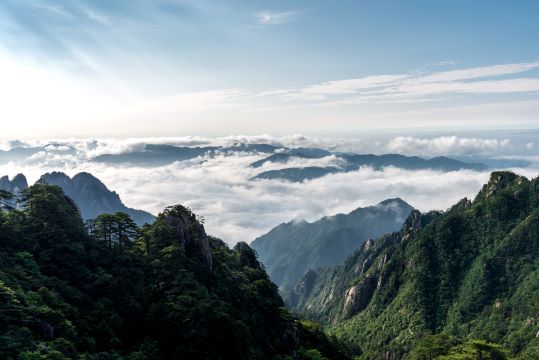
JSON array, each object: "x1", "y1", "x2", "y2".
[{"x1": 1, "y1": 133, "x2": 538, "y2": 244}]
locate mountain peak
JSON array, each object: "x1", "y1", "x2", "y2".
[
  {"x1": 0, "y1": 173, "x2": 28, "y2": 194},
  {"x1": 478, "y1": 171, "x2": 528, "y2": 199},
  {"x1": 377, "y1": 198, "x2": 410, "y2": 207}
]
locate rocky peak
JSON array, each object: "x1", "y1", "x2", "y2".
[
  {"x1": 11, "y1": 174, "x2": 28, "y2": 191},
  {"x1": 164, "y1": 205, "x2": 212, "y2": 271},
  {"x1": 0, "y1": 174, "x2": 28, "y2": 194},
  {"x1": 478, "y1": 171, "x2": 527, "y2": 199},
  {"x1": 293, "y1": 268, "x2": 317, "y2": 299},
  {"x1": 404, "y1": 210, "x2": 422, "y2": 233},
  {"x1": 363, "y1": 238, "x2": 374, "y2": 251}
]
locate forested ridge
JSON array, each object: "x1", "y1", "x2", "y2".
[
  {"x1": 286, "y1": 171, "x2": 539, "y2": 359},
  {"x1": 4, "y1": 171, "x2": 539, "y2": 360},
  {"x1": 0, "y1": 182, "x2": 350, "y2": 359}
]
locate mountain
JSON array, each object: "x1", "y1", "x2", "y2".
[
  {"x1": 0, "y1": 146, "x2": 42, "y2": 164},
  {"x1": 0, "y1": 173, "x2": 28, "y2": 194},
  {"x1": 93, "y1": 144, "x2": 220, "y2": 166},
  {"x1": 0, "y1": 172, "x2": 155, "y2": 225},
  {"x1": 40, "y1": 172, "x2": 155, "y2": 225},
  {"x1": 252, "y1": 153, "x2": 488, "y2": 182},
  {"x1": 92, "y1": 144, "x2": 488, "y2": 183},
  {"x1": 252, "y1": 166, "x2": 342, "y2": 182},
  {"x1": 250, "y1": 148, "x2": 333, "y2": 168},
  {"x1": 251, "y1": 198, "x2": 414, "y2": 289},
  {"x1": 93, "y1": 143, "x2": 278, "y2": 166},
  {"x1": 0, "y1": 182, "x2": 351, "y2": 359},
  {"x1": 285, "y1": 171, "x2": 539, "y2": 359}
]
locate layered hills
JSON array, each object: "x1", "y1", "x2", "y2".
[
  {"x1": 0, "y1": 172, "x2": 154, "y2": 225},
  {"x1": 285, "y1": 171, "x2": 539, "y2": 359},
  {"x1": 251, "y1": 198, "x2": 414, "y2": 289}
]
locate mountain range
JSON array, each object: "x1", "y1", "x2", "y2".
[
  {"x1": 92, "y1": 144, "x2": 490, "y2": 182},
  {"x1": 251, "y1": 152, "x2": 488, "y2": 182},
  {"x1": 283, "y1": 171, "x2": 539, "y2": 359},
  {"x1": 92, "y1": 143, "x2": 280, "y2": 166},
  {"x1": 251, "y1": 198, "x2": 414, "y2": 289},
  {"x1": 1, "y1": 169, "x2": 539, "y2": 359},
  {"x1": 0, "y1": 172, "x2": 154, "y2": 225}
]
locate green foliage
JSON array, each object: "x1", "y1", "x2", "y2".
[
  {"x1": 409, "y1": 334, "x2": 459, "y2": 360},
  {"x1": 0, "y1": 182, "x2": 349, "y2": 359},
  {"x1": 290, "y1": 172, "x2": 539, "y2": 359},
  {"x1": 437, "y1": 339, "x2": 508, "y2": 360}
]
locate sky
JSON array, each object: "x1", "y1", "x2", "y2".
[{"x1": 1, "y1": 0, "x2": 539, "y2": 138}]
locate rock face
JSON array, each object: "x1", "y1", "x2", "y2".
[
  {"x1": 283, "y1": 209, "x2": 444, "y2": 324},
  {"x1": 289, "y1": 269, "x2": 318, "y2": 306},
  {"x1": 342, "y1": 274, "x2": 376, "y2": 318},
  {"x1": 164, "y1": 205, "x2": 212, "y2": 271}
]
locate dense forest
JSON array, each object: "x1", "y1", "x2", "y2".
[
  {"x1": 3, "y1": 171, "x2": 539, "y2": 360},
  {"x1": 0, "y1": 182, "x2": 350, "y2": 359},
  {"x1": 286, "y1": 171, "x2": 539, "y2": 359}
]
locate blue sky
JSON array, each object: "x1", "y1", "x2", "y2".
[{"x1": 1, "y1": 0, "x2": 539, "y2": 138}]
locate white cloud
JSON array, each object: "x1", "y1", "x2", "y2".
[
  {"x1": 130, "y1": 89, "x2": 249, "y2": 114},
  {"x1": 300, "y1": 75, "x2": 410, "y2": 95},
  {"x1": 387, "y1": 136, "x2": 511, "y2": 157},
  {"x1": 255, "y1": 11, "x2": 301, "y2": 25},
  {"x1": 264, "y1": 61, "x2": 539, "y2": 105},
  {"x1": 2, "y1": 136, "x2": 537, "y2": 245},
  {"x1": 415, "y1": 62, "x2": 539, "y2": 83},
  {"x1": 86, "y1": 10, "x2": 111, "y2": 25}
]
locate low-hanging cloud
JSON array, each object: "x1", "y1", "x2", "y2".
[
  {"x1": 388, "y1": 136, "x2": 512, "y2": 157},
  {"x1": 1, "y1": 135, "x2": 537, "y2": 245}
]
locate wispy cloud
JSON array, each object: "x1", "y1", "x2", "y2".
[
  {"x1": 417, "y1": 62, "x2": 539, "y2": 82},
  {"x1": 86, "y1": 10, "x2": 111, "y2": 26},
  {"x1": 264, "y1": 61, "x2": 539, "y2": 104},
  {"x1": 255, "y1": 10, "x2": 302, "y2": 25},
  {"x1": 28, "y1": 2, "x2": 72, "y2": 18}
]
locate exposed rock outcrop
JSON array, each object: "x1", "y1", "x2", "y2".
[
  {"x1": 164, "y1": 205, "x2": 213, "y2": 271},
  {"x1": 295, "y1": 269, "x2": 318, "y2": 298},
  {"x1": 342, "y1": 274, "x2": 376, "y2": 318}
]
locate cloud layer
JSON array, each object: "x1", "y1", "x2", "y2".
[{"x1": 1, "y1": 134, "x2": 538, "y2": 244}]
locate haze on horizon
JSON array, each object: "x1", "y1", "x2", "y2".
[{"x1": 1, "y1": 0, "x2": 539, "y2": 138}]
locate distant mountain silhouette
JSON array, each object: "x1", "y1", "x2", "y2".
[
  {"x1": 251, "y1": 198, "x2": 414, "y2": 289},
  {"x1": 93, "y1": 144, "x2": 220, "y2": 166},
  {"x1": 252, "y1": 153, "x2": 488, "y2": 182},
  {"x1": 0, "y1": 172, "x2": 154, "y2": 225},
  {"x1": 0, "y1": 173, "x2": 28, "y2": 194}
]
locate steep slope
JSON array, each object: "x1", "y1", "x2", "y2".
[
  {"x1": 251, "y1": 199, "x2": 414, "y2": 289},
  {"x1": 287, "y1": 171, "x2": 539, "y2": 359},
  {"x1": 0, "y1": 182, "x2": 352, "y2": 360}
]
